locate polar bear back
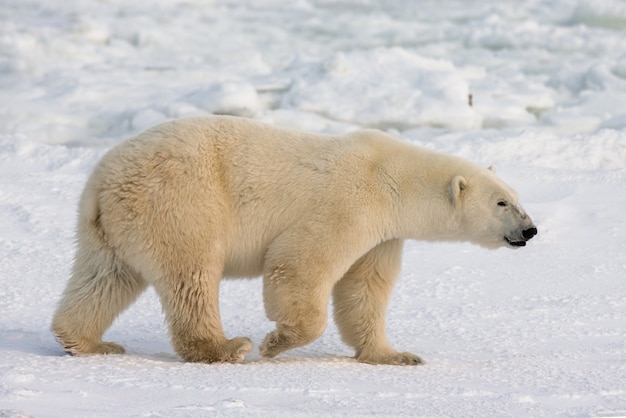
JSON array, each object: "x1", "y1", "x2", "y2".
[{"x1": 92, "y1": 116, "x2": 415, "y2": 279}]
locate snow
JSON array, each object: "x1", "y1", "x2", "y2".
[
  {"x1": 1, "y1": 0, "x2": 625, "y2": 416},
  {"x1": 282, "y1": 48, "x2": 482, "y2": 129}
]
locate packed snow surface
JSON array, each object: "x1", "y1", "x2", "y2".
[{"x1": 1, "y1": 0, "x2": 625, "y2": 416}]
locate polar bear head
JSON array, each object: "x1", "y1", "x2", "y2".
[{"x1": 450, "y1": 167, "x2": 537, "y2": 249}]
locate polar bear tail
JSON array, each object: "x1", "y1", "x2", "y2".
[{"x1": 51, "y1": 180, "x2": 147, "y2": 356}]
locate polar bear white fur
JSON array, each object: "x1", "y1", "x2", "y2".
[{"x1": 52, "y1": 115, "x2": 537, "y2": 365}]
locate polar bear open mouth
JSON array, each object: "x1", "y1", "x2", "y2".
[{"x1": 505, "y1": 237, "x2": 527, "y2": 247}]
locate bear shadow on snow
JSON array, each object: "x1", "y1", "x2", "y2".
[{"x1": 0, "y1": 328, "x2": 62, "y2": 357}]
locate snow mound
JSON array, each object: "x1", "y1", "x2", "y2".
[
  {"x1": 283, "y1": 48, "x2": 482, "y2": 130},
  {"x1": 570, "y1": 0, "x2": 626, "y2": 28},
  {"x1": 183, "y1": 81, "x2": 260, "y2": 118}
]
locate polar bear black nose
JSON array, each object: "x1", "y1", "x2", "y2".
[{"x1": 522, "y1": 227, "x2": 538, "y2": 240}]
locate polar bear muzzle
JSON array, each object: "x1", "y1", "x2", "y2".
[{"x1": 505, "y1": 226, "x2": 538, "y2": 247}]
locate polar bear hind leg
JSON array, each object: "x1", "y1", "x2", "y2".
[
  {"x1": 51, "y1": 239, "x2": 147, "y2": 356},
  {"x1": 154, "y1": 261, "x2": 253, "y2": 364}
]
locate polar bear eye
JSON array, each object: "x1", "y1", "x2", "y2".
[{"x1": 497, "y1": 200, "x2": 508, "y2": 207}]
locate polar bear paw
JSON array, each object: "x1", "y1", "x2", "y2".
[
  {"x1": 89, "y1": 341, "x2": 126, "y2": 355},
  {"x1": 55, "y1": 334, "x2": 125, "y2": 356},
  {"x1": 258, "y1": 330, "x2": 287, "y2": 358},
  {"x1": 223, "y1": 337, "x2": 254, "y2": 364},
  {"x1": 177, "y1": 336, "x2": 253, "y2": 364},
  {"x1": 357, "y1": 350, "x2": 425, "y2": 366}
]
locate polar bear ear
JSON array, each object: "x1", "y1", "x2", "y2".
[
  {"x1": 488, "y1": 165, "x2": 496, "y2": 173},
  {"x1": 450, "y1": 175, "x2": 467, "y2": 206}
]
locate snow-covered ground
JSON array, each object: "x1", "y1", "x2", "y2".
[{"x1": 1, "y1": 0, "x2": 625, "y2": 416}]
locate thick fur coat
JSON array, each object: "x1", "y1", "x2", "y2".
[{"x1": 52, "y1": 116, "x2": 537, "y2": 365}]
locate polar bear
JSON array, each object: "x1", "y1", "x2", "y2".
[{"x1": 51, "y1": 115, "x2": 537, "y2": 365}]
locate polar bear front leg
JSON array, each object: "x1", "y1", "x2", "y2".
[
  {"x1": 333, "y1": 239, "x2": 425, "y2": 366},
  {"x1": 157, "y1": 266, "x2": 252, "y2": 364},
  {"x1": 259, "y1": 232, "x2": 352, "y2": 359},
  {"x1": 259, "y1": 265, "x2": 332, "y2": 359}
]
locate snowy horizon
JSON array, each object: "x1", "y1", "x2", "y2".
[{"x1": 1, "y1": 0, "x2": 625, "y2": 417}]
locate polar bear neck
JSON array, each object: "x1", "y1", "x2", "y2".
[{"x1": 353, "y1": 132, "x2": 469, "y2": 242}]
